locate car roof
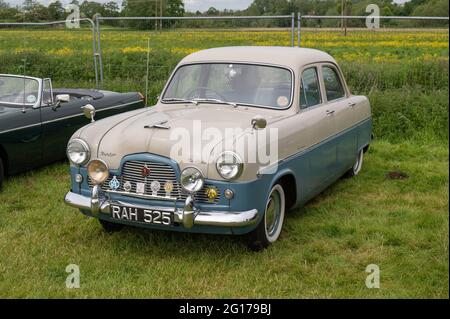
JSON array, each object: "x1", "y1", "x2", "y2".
[{"x1": 179, "y1": 46, "x2": 337, "y2": 69}]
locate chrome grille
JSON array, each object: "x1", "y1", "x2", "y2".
[{"x1": 87, "y1": 160, "x2": 220, "y2": 203}]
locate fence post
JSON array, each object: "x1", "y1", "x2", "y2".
[
  {"x1": 94, "y1": 14, "x2": 104, "y2": 87},
  {"x1": 87, "y1": 18, "x2": 99, "y2": 89},
  {"x1": 297, "y1": 13, "x2": 301, "y2": 47},
  {"x1": 291, "y1": 12, "x2": 295, "y2": 47}
]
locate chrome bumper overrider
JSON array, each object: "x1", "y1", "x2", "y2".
[{"x1": 64, "y1": 187, "x2": 258, "y2": 229}]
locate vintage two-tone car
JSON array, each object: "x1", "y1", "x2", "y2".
[
  {"x1": 0, "y1": 74, "x2": 145, "y2": 190},
  {"x1": 64, "y1": 47, "x2": 372, "y2": 249}
]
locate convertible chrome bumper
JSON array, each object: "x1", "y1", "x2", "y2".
[{"x1": 64, "y1": 188, "x2": 258, "y2": 229}]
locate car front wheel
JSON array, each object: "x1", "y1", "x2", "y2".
[{"x1": 247, "y1": 184, "x2": 286, "y2": 251}]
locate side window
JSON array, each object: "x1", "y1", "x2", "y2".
[
  {"x1": 322, "y1": 66, "x2": 345, "y2": 101},
  {"x1": 300, "y1": 67, "x2": 321, "y2": 109}
]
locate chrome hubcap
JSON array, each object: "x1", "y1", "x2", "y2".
[
  {"x1": 265, "y1": 190, "x2": 281, "y2": 237},
  {"x1": 353, "y1": 150, "x2": 363, "y2": 175}
]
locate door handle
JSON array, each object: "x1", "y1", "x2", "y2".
[
  {"x1": 326, "y1": 110, "x2": 335, "y2": 116},
  {"x1": 348, "y1": 102, "x2": 357, "y2": 108}
]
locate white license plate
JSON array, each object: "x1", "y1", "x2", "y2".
[{"x1": 111, "y1": 205, "x2": 173, "y2": 226}]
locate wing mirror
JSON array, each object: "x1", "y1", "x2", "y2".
[
  {"x1": 52, "y1": 94, "x2": 70, "y2": 110},
  {"x1": 56, "y1": 94, "x2": 70, "y2": 103},
  {"x1": 82, "y1": 104, "x2": 96, "y2": 123},
  {"x1": 251, "y1": 115, "x2": 267, "y2": 130}
]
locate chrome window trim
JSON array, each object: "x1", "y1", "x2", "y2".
[
  {"x1": 320, "y1": 63, "x2": 348, "y2": 103},
  {"x1": 41, "y1": 78, "x2": 54, "y2": 106},
  {"x1": 160, "y1": 61, "x2": 295, "y2": 110},
  {"x1": 299, "y1": 65, "x2": 323, "y2": 110},
  {"x1": 0, "y1": 74, "x2": 42, "y2": 109}
]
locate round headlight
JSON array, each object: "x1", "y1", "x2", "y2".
[
  {"x1": 180, "y1": 167, "x2": 204, "y2": 193},
  {"x1": 87, "y1": 159, "x2": 109, "y2": 185},
  {"x1": 67, "y1": 139, "x2": 90, "y2": 165},
  {"x1": 216, "y1": 151, "x2": 243, "y2": 180}
]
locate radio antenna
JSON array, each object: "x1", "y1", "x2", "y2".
[
  {"x1": 145, "y1": 37, "x2": 150, "y2": 106},
  {"x1": 21, "y1": 58, "x2": 26, "y2": 113}
]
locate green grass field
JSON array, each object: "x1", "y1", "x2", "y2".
[
  {"x1": 0, "y1": 28, "x2": 448, "y2": 298},
  {"x1": 0, "y1": 140, "x2": 447, "y2": 298}
]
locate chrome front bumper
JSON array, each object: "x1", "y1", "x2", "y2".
[{"x1": 64, "y1": 187, "x2": 258, "y2": 229}]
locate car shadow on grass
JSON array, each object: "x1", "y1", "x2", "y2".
[{"x1": 96, "y1": 221, "x2": 254, "y2": 256}]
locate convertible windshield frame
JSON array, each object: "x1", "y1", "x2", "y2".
[
  {"x1": 161, "y1": 62, "x2": 295, "y2": 110},
  {"x1": 0, "y1": 74, "x2": 42, "y2": 108}
]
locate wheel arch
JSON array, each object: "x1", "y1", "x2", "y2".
[{"x1": 269, "y1": 170, "x2": 297, "y2": 211}]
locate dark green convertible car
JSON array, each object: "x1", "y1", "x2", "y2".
[{"x1": 0, "y1": 74, "x2": 145, "y2": 190}]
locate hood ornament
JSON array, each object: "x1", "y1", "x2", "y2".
[{"x1": 144, "y1": 120, "x2": 170, "y2": 129}]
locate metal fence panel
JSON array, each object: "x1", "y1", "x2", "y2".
[
  {"x1": 0, "y1": 18, "x2": 100, "y2": 88},
  {"x1": 94, "y1": 14, "x2": 298, "y2": 100}
]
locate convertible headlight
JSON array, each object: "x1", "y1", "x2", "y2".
[
  {"x1": 67, "y1": 139, "x2": 90, "y2": 165},
  {"x1": 87, "y1": 159, "x2": 109, "y2": 185},
  {"x1": 216, "y1": 151, "x2": 243, "y2": 180},
  {"x1": 180, "y1": 167, "x2": 204, "y2": 193}
]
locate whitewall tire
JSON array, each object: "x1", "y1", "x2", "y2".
[
  {"x1": 347, "y1": 149, "x2": 364, "y2": 177},
  {"x1": 247, "y1": 184, "x2": 286, "y2": 250}
]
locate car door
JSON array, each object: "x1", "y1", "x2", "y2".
[
  {"x1": 0, "y1": 106, "x2": 43, "y2": 174},
  {"x1": 294, "y1": 65, "x2": 337, "y2": 198},
  {"x1": 0, "y1": 75, "x2": 44, "y2": 174},
  {"x1": 320, "y1": 64, "x2": 357, "y2": 176}
]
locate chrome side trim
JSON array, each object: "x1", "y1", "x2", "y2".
[
  {"x1": 258, "y1": 116, "x2": 372, "y2": 175},
  {"x1": 0, "y1": 100, "x2": 142, "y2": 135}
]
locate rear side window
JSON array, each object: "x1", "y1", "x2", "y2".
[
  {"x1": 322, "y1": 66, "x2": 345, "y2": 101},
  {"x1": 300, "y1": 67, "x2": 321, "y2": 109}
]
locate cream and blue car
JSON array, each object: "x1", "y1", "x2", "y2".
[{"x1": 64, "y1": 47, "x2": 372, "y2": 249}]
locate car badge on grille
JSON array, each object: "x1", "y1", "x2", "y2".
[
  {"x1": 109, "y1": 176, "x2": 120, "y2": 191},
  {"x1": 150, "y1": 180, "x2": 161, "y2": 196},
  {"x1": 123, "y1": 181, "x2": 132, "y2": 192},
  {"x1": 141, "y1": 165, "x2": 151, "y2": 177},
  {"x1": 136, "y1": 182, "x2": 146, "y2": 195},
  {"x1": 164, "y1": 181, "x2": 174, "y2": 197}
]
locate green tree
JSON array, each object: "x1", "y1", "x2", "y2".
[
  {"x1": 48, "y1": 1, "x2": 65, "y2": 21},
  {"x1": 102, "y1": 1, "x2": 120, "y2": 17},
  {"x1": 21, "y1": 0, "x2": 49, "y2": 21},
  {"x1": 166, "y1": 0, "x2": 184, "y2": 17},
  {"x1": 80, "y1": 1, "x2": 104, "y2": 19},
  {"x1": 0, "y1": 0, "x2": 20, "y2": 21}
]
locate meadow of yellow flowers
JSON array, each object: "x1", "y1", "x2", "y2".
[{"x1": 0, "y1": 27, "x2": 448, "y2": 141}]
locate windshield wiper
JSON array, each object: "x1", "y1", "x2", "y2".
[
  {"x1": 193, "y1": 98, "x2": 238, "y2": 108},
  {"x1": 162, "y1": 98, "x2": 198, "y2": 105}
]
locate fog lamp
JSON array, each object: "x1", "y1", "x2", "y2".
[{"x1": 87, "y1": 159, "x2": 109, "y2": 185}]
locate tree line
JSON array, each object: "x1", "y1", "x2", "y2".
[{"x1": 0, "y1": 0, "x2": 447, "y2": 27}]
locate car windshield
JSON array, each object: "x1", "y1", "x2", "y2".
[
  {"x1": 0, "y1": 76, "x2": 39, "y2": 106},
  {"x1": 163, "y1": 63, "x2": 293, "y2": 109}
]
